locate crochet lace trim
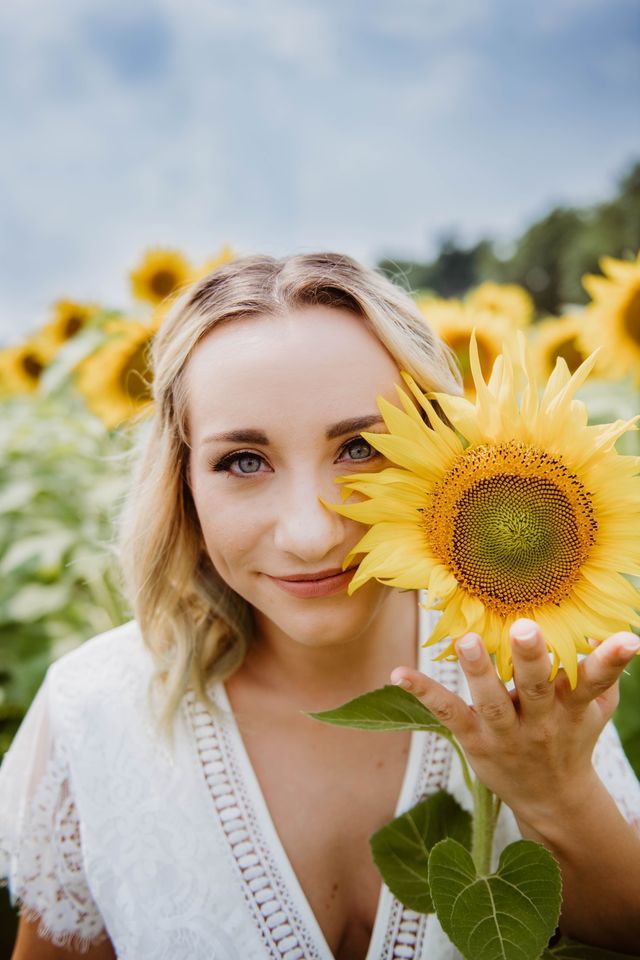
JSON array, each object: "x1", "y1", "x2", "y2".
[{"x1": 2, "y1": 735, "x2": 106, "y2": 953}]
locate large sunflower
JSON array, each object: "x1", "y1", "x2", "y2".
[
  {"x1": 466, "y1": 281, "x2": 534, "y2": 329},
  {"x1": 581, "y1": 251, "x2": 640, "y2": 384},
  {"x1": 532, "y1": 314, "x2": 589, "y2": 380},
  {"x1": 330, "y1": 336, "x2": 640, "y2": 686},
  {"x1": 415, "y1": 297, "x2": 513, "y2": 397},
  {"x1": 130, "y1": 248, "x2": 193, "y2": 306},
  {"x1": 75, "y1": 317, "x2": 159, "y2": 428}
]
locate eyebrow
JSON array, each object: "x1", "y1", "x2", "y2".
[{"x1": 201, "y1": 414, "x2": 384, "y2": 447}]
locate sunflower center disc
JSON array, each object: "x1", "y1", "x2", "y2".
[
  {"x1": 22, "y1": 352, "x2": 43, "y2": 380},
  {"x1": 623, "y1": 286, "x2": 640, "y2": 345},
  {"x1": 553, "y1": 336, "x2": 583, "y2": 373},
  {"x1": 426, "y1": 441, "x2": 597, "y2": 615},
  {"x1": 150, "y1": 269, "x2": 178, "y2": 297},
  {"x1": 64, "y1": 314, "x2": 85, "y2": 338}
]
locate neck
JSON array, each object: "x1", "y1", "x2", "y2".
[{"x1": 238, "y1": 589, "x2": 418, "y2": 711}]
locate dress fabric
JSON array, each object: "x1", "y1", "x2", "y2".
[{"x1": 1, "y1": 613, "x2": 639, "y2": 960}]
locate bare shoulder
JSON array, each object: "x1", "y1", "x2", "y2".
[{"x1": 12, "y1": 915, "x2": 116, "y2": 960}]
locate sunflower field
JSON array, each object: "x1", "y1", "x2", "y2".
[{"x1": 0, "y1": 246, "x2": 639, "y2": 779}]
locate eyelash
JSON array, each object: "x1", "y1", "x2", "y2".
[{"x1": 210, "y1": 437, "x2": 381, "y2": 476}]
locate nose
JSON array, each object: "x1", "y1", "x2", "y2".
[{"x1": 273, "y1": 474, "x2": 346, "y2": 563}]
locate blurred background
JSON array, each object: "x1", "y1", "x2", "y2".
[{"x1": 1, "y1": 0, "x2": 639, "y2": 953}]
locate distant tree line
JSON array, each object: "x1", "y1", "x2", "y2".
[{"x1": 377, "y1": 161, "x2": 640, "y2": 317}]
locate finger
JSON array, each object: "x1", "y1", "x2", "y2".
[
  {"x1": 390, "y1": 667, "x2": 477, "y2": 740},
  {"x1": 455, "y1": 634, "x2": 516, "y2": 733},
  {"x1": 568, "y1": 632, "x2": 640, "y2": 713},
  {"x1": 510, "y1": 618, "x2": 556, "y2": 720}
]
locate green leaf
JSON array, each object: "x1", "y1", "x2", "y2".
[
  {"x1": 308, "y1": 683, "x2": 450, "y2": 734},
  {"x1": 428, "y1": 838, "x2": 562, "y2": 960},
  {"x1": 543, "y1": 938, "x2": 640, "y2": 959},
  {"x1": 370, "y1": 790, "x2": 471, "y2": 913}
]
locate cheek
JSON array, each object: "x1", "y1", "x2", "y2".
[{"x1": 192, "y1": 483, "x2": 265, "y2": 570}]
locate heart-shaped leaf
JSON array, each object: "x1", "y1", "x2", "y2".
[
  {"x1": 308, "y1": 683, "x2": 450, "y2": 735},
  {"x1": 428, "y1": 838, "x2": 562, "y2": 960},
  {"x1": 542, "y1": 939, "x2": 640, "y2": 959},
  {"x1": 370, "y1": 790, "x2": 472, "y2": 913}
]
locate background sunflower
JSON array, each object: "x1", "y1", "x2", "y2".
[
  {"x1": 416, "y1": 297, "x2": 515, "y2": 396},
  {"x1": 581, "y1": 252, "x2": 640, "y2": 384},
  {"x1": 465, "y1": 281, "x2": 534, "y2": 329},
  {"x1": 39, "y1": 300, "x2": 100, "y2": 352},
  {"x1": 0, "y1": 337, "x2": 56, "y2": 395},
  {"x1": 532, "y1": 314, "x2": 589, "y2": 380},
  {"x1": 74, "y1": 318, "x2": 158, "y2": 429},
  {"x1": 130, "y1": 248, "x2": 193, "y2": 306}
]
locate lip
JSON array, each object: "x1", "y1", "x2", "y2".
[{"x1": 266, "y1": 566, "x2": 358, "y2": 599}]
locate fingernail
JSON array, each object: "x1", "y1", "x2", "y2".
[
  {"x1": 621, "y1": 637, "x2": 640, "y2": 656},
  {"x1": 457, "y1": 636, "x2": 482, "y2": 661},
  {"x1": 393, "y1": 677, "x2": 413, "y2": 690},
  {"x1": 512, "y1": 619, "x2": 538, "y2": 645}
]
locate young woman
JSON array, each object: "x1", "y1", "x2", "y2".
[{"x1": 2, "y1": 253, "x2": 640, "y2": 960}]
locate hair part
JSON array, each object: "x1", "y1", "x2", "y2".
[{"x1": 118, "y1": 251, "x2": 462, "y2": 744}]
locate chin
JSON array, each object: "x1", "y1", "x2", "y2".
[{"x1": 256, "y1": 581, "x2": 388, "y2": 649}]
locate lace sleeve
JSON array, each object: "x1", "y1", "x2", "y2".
[
  {"x1": 593, "y1": 720, "x2": 640, "y2": 830},
  {"x1": 0, "y1": 673, "x2": 108, "y2": 952}
]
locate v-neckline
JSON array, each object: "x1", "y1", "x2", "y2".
[
  {"x1": 185, "y1": 605, "x2": 459, "y2": 960},
  {"x1": 217, "y1": 679, "x2": 425, "y2": 959}
]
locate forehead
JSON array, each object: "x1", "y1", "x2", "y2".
[{"x1": 184, "y1": 305, "x2": 402, "y2": 440}]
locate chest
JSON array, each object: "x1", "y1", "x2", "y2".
[{"x1": 235, "y1": 710, "x2": 412, "y2": 958}]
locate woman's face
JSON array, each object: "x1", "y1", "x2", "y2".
[{"x1": 185, "y1": 305, "x2": 405, "y2": 651}]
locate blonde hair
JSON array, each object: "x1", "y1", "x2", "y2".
[{"x1": 119, "y1": 252, "x2": 462, "y2": 739}]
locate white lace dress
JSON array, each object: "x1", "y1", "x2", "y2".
[{"x1": 1, "y1": 613, "x2": 639, "y2": 960}]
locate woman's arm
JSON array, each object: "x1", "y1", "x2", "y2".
[
  {"x1": 514, "y1": 769, "x2": 640, "y2": 948},
  {"x1": 12, "y1": 915, "x2": 117, "y2": 960},
  {"x1": 391, "y1": 620, "x2": 640, "y2": 952}
]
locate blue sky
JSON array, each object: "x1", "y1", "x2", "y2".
[{"x1": 0, "y1": 0, "x2": 638, "y2": 340}]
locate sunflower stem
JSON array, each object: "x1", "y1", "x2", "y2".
[
  {"x1": 449, "y1": 737, "x2": 474, "y2": 795},
  {"x1": 471, "y1": 779, "x2": 497, "y2": 875}
]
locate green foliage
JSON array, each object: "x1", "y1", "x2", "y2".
[
  {"x1": 369, "y1": 790, "x2": 471, "y2": 913},
  {"x1": 495, "y1": 208, "x2": 584, "y2": 315},
  {"x1": 0, "y1": 392, "x2": 132, "y2": 755},
  {"x1": 379, "y1": 238, "x2": 495, "y2": 300},
  {"x1": 308, "y1": 683, "x2": 450, "y2": 735},
  {"x1": 428, "y1": 838, "x2": 562, "y2": 960},
  {"x1": 378, "y1": 159, "x2": 640, "y2": 315}
]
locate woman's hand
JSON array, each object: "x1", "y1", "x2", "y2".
[
  {"x1": 390, "y1": 618, "x2": 640, "y2": 827},
  {"x1": 391, "y1": 619, "x2": 640, "y2": 948}
]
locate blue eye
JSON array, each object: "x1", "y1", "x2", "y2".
[
  {"x1": 212, "y1": 452, "x2": 266, "y2": 475},
  {"x1": 235, "y1": 454, "x2": 262, "y2": 474},
  {"x1": 341, "y1": 438, "x2": 376, "y2": 461}
]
